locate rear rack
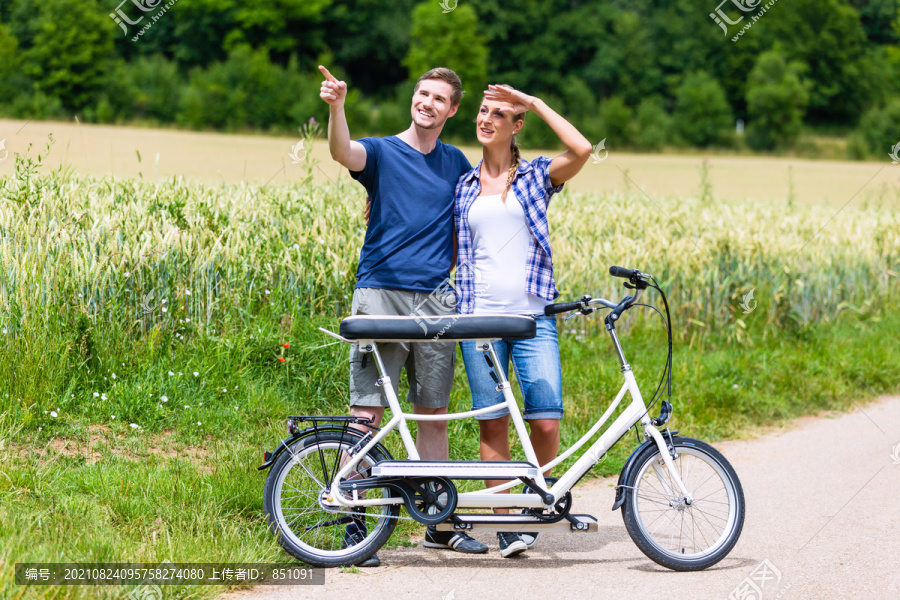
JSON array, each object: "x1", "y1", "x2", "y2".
[{"x1": 286, "y1": 415, "x2": 378, "y2": 435}]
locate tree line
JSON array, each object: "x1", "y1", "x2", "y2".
[{"x1": 0, "y1": 0, "x2": 898, "y2": 156}]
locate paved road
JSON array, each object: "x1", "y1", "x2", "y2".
[{"x1": 222, "y1": 396, "x2": 900, "y2": 600}]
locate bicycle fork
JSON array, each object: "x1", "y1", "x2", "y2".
[{"x1": 642, "y1": 420, "x2": 693, "y2": 504}]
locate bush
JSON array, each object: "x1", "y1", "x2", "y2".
[
  {"x1": 672, "y1": 71, "x2": 734, "y2": 148},
  {"x1": 634, "y1": 96, "x2": 673, "y2": 151},
  {"x1": 745, "y1": 50, "x2": 809, "y2": 150},
  {"x1": 178, "y1": 45, "x2": 307, "y2": 131},
  {"x1": 850, "y1": 99, "x2": 900, "y2": 160},
  {"x1": 129, "y1": 55, "x2": 186, "y2": 123},
  {"x1": 598, "y1": 96, "x2": 635, "y2": 147}
]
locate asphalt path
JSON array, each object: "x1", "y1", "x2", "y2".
[{"x1": 221, "y1": 396, "x2": 900, "y2": 600}]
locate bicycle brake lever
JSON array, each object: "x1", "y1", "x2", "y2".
[{"x1": 564, "y1": 308, "x2": 594, "y2": 322}]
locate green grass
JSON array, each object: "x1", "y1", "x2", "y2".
[
  {"x1": 1, "y1": 141, "x2": 899, "y2": 598},
  {"x1": 2, "y1": 308, "x2": 899, "y2": 599}
]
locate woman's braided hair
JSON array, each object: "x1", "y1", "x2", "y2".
[{"x1": 500, "y1": 111, "x2": 525, "y2": 203}]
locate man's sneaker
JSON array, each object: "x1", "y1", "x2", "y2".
[
  {"x1": 342, "y1": 519, "x2": 381, "y2": 567},
  {"x1": 423, "y1": 526, "x2": 488, "y2": 554},
  {"x1": 497, "y1": 532, "x2": 527, "y2": 558},
  {"x1": 519, "y1": 532, "x2": 538, "y2": 549}
]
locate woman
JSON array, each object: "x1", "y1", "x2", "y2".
[{"x1": 454, "y1": 84, "x2": 592, "y2": 557}]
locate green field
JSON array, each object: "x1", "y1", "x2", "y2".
[{"x1": 1, "y1": 132, "x2": 899, "y2": 599}]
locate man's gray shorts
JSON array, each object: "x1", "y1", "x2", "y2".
[{"x1": 350, "y1": 287, "x2": 456, "y2": 409}]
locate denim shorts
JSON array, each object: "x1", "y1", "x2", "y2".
[{"x1": 459, "y1": 314, "x2": 563, "y2": 421}]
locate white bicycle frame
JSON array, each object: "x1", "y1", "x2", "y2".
[{"x1": 319, "y1": 294, "x2": 692, "y2": 513}]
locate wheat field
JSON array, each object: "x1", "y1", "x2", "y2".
[{"x1": 2, "y1": 118, "x2": 899, "y2": 207}]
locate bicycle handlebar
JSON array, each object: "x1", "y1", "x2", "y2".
[
  {"x1": 609, "y1": 265, "x2": 638, "y2": 279},
  {"x1": 544, "y1": 266, "x2": 650, "y2": 318},
  {"x1": 544, "y1": 301, "x2": 585, "y2": 316},
  {"x1": 610, "y1": 265, "x2": 652, "y2": 281}
]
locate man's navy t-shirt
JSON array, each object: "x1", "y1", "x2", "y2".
[{"x1": 349, "y1": 136, "x2": 471, "y2": 292}]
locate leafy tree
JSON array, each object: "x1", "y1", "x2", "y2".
[
  {"x1": 745, "y1": 50, "x2": 810, "y2": 150},
  {"x1": 763, "y1": 0, "x2": 872, "y2": 124},
  {"x1": 11, "y1": 0, "x2": 114, "y2": 111},
  {"x1": 167, "y1": 0, "x2": 331, "y2": 68},
  {"x1": 0, "y1": 24, "x2": 21, "y2": 103},
  {"x1": 404, "y1": 1, "x2": 488, "y2": 139},
  {"x1": 672, "y1": 71, "x2": 734, "y2": 147},
  {"x1": 318, "y1": 0, "x2": 419, "y2": 96},
  {"x1": 848, "y1": 0, "x2": 900, "y2": 44}
]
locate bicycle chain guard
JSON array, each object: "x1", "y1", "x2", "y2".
[{"x1": 337, "y1": 475, "x2": 458, "y2": 526}]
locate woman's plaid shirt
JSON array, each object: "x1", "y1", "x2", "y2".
[{"x1": 453, "y1": 156, "x2": 564, "y2": 314}]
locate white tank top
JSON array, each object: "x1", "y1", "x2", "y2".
[{"x1": 468, "y1": 191, "x2": 548, "y2": 315}]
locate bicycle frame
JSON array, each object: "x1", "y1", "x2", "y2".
[{"x1": 320, "y1": 296, "x2": 692, "y2": 513}]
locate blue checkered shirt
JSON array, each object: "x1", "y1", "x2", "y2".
[{"x1": 454, "y1": 155, "x2": 564, "y2": 314}]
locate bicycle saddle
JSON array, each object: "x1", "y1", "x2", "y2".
[{"x1": 339, "y1": 314, "x2": 537, "y2": 341}]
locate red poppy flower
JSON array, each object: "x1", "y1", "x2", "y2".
[
  {"x1": 278, "y1": 356, "x2": 285, "y2": 363},
  {"x1": 283, "y1": 343, "x2": 290, "y2": 349}
]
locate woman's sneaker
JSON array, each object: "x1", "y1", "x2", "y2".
[
  {"x1": 519, "y1": 532, "x2": 538, "y2": 549},
  {"x1": 423, "y1": 526, "x2": 489, "y2": 554},
  {"x1": 497, "y1": 532, "x2": 527, "y2": 558}
]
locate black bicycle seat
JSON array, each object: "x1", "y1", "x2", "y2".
[{"x1": 339, "y1": 314, "x2": 536, "y2": 341}]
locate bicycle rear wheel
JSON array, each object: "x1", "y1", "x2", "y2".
[
  {"x1": 263, "y1": 430, "x2": 399, "y2": 567},
  {"x1": 621, "y1": 436, "x2": 745, "y2": 571}
]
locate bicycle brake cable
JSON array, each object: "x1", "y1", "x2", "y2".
[{"x1": 626, "y1": 275, "x2": 673, "y2": 423}]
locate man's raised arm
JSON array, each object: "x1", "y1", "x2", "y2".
[{"x1": 318, "y1": 65, "x2": 367, "y2": 172}]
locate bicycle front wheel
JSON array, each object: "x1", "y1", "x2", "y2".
[
  {"x1": 621, "y1": 436, "x2": 745, "y2": 571},
  {"x1": 263, "y1": 430, "x2": 399, "y2": 567}
]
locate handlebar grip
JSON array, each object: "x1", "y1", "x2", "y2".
[
  {"x1": 609, "y1": 266, "x2": 638, "y2": 279},
  {"x1": 544, "y1": 301, "x2": 584, "y2": 316}
]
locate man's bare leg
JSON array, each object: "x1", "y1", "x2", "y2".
[{"x1": 412, "y1": 404, "x2": 448, "y2": 460}]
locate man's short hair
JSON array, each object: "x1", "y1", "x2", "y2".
[{"x1": 415, "y1": 68, "x2": 464, "y2": 107}]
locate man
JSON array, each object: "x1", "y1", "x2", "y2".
[{"x1": 319, "y1": 65, "x2": 488, "y2": 566}]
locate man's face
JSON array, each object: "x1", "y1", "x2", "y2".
[{"x1": 410, "y1": 79, "x2": 459, "y2": 131}]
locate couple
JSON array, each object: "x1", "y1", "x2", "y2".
[{"x1": 319, "y1": 65, "x2": 592, "y2": 565}]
